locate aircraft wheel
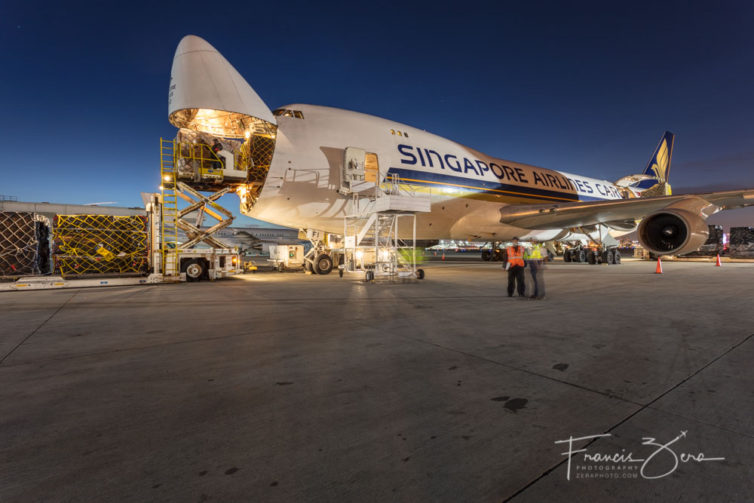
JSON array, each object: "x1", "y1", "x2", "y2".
[
  {"x1": 314, "y1": 253, "x2": 333, "y2": 275},
  {"x1": 563, "y1": 249, "x2": 572, "y2": 262},
  {"x1": 577, "y1": 250, "x2": 586, "y2": 263},
  {"x1": 365, "y1": 271, "x2": 374, "y2": 282},
  {"x1": 606, "y1": 249, "x2": 615, "y2": 264},
  {"x1": 416, "y1": 268, "x2": 425, "y2": 280},
  {"x1": 587, "y1": 251, "x2": 597, "y2": 264},
  {"x1": 481, "y1": 250, "x2": 492, "y2": 261},
  {"x1": 614, "y1": 250, "x2": 621, "y2": 264},
  {"x1": 184, "y1": 259, "x2": 205, "y2": 282}
]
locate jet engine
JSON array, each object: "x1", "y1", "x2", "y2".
[{"x1": 637, "y1": 210, "x2": 708, "y2": 255}]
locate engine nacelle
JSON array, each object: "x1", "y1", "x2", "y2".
[{"x1": 638, "y1": 210, "x2": 709, "y2": 255}]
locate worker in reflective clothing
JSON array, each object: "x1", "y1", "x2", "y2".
[
  {"x1": 506, "y1": 237, "x2": 526, "y2": 297},
  {"x1": 524, "y1": 240, "x2": 546, "y2": 300}
]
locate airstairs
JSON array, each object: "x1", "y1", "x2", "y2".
[{"x1": 342, "y1": 174, "x2": 431, "y2": 281}]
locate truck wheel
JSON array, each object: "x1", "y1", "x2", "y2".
[
  {"x1": 278, "y1": 263, "x2": 285, "y2": 272},
  {"x1": 184, "y1": 259, "x2": 205, "y2": 282},
  {"x1": 563, "y1": 249, "x2": 572, "y2": 262},
  {"x1": 314, "y1": 253, "x2": 333, "y2": 275},
  {"x1": 481, "y1": 250, "x2": 492, "y2": 261},
  {"x1": 304, "y1": 260, "x2": 313, "y2": 273},
  {"x1": 416, "y1": 268, "x2": 425, "y2": 280}
]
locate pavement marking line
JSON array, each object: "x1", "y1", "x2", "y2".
[
  {"x1": 0, "y1": 291, "x2": 80, "y2": 365},
  {"x1": 641, "y1": 401, "x2": 754, "y2": 440},
  {"x1": 0, "y1": 317, "x2": 369, "y2": 369},
  {"x1": 395, "y1": 333, "x2": 644, "y2": 406},
  {"x1": 501, "y1": 332, "x2": 754, "y2": 503}
]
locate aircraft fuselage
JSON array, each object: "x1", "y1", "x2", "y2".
[{"x1": 247, "y1": 104, "x2": 624, "y2": 241}]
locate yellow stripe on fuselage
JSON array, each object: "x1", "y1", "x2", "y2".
[{"x1": 398, "y1": 177, "x2": 577, "y2": 203}]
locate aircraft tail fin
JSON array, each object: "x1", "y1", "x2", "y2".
[
  {"x1": 641, "y1": 131, "x2": 675, "y2": 184},
  {"x1": 614, "y1": 131, "x2": 675, "y2": 197}
]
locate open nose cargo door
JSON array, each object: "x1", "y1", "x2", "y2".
[{"x1": 168, "y1": 34, "x2": 277, "y2": 208}]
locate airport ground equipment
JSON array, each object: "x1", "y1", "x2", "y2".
[
  {"x1": 0, "y1": 275, "x2": 162, "y2": 291},
  {"x1": 480, "y1": 242, "x2": 507, "y2": 262},
  {"x1": 339, "y1": 175, "x2": 430, "y2": 281},
  {"x1": 0, "y1": 212, "x2": 50, "y2": 278},
  {"x1": 159, "y1": 139, "x2": 242, "y2": 280},
  {"x1": 0, "y1": 198, "x2": 241, "y2": 290},
  {"x1": 729, "y1": 227, "x2": 754, "y2": 258},
  {"x1": 52, "y1": 214, "x2": 149, "y2": 277},
  {"x1": 268, "y1": 244, "x2": 305, "y2": 272}
]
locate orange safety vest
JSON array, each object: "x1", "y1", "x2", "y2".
[{"x1": 506, "y1": 246, "x2": 525, "y2": 267}]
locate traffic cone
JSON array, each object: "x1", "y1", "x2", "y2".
[
  {"x1": 655, "y1": 257, "x2": 663, "y2": 274},
  {"x1": 715, "y1": 254, "x2": 722, "y2": 267},
  {"x1": 441, "y1": 252, "x2": 446, "y2": 261}
]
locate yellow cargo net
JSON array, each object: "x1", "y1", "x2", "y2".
[
  {"x1": 238, "y1": 131, "x2": 276, "y2": 182},
  {"x1": 53, "y1": 214, "x2": 149, "y2": 277}
]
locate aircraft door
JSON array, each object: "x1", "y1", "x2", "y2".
[
  {"x1": 342, "y1": 147, "x2": 380, "y2": 194},
  {"x1": 364, "y1": 153, "x2": 379, "y2": 184},
  {"x1": 342, "y1": 147, "x2": 366, "y2": 193}
]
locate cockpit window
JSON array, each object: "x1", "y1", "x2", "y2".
[{"x1": 272, "y1": 108, "x2": 305, "y2": 119}]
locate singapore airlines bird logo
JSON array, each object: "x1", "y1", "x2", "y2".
[{"x1": 649, "y1": 139, "x2": 669, "y2": 181}]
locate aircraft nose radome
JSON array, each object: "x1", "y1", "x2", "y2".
[{"x1": 174, "y1": 35, "x2": 217, "y2": 55}]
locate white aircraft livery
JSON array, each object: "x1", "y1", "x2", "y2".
[{"x1": 166, "y1": 35, "x2": 754, "y2": 272}]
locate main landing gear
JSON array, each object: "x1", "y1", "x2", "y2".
[{"x1": 563, "y1": 245, "x2": 621, "y2": 265}]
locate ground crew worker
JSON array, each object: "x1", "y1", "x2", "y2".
[
  {"x1": 524, "y1": 240, "x2": 546, "y2": 299},
  {"x1": 211, "y1": 140, "x2": 225, "y2": 169},
  {"x1": 506, "y1": 237, "x2": 526, "y2": 297}
]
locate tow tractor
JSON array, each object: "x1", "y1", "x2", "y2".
[{"x1": 480, "y1": 242, "x2": 507, "y2": 262}]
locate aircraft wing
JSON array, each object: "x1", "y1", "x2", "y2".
[{"x1": 498, "y1": 189, "x2": 754, "y2": 230}]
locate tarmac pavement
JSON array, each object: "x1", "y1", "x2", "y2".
[{"x1": 1, "y1": 260, "x2": 752, "y2": 502}]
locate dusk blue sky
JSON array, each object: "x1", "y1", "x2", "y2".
[{"x1": 2, "y1": 1, "x2": 753, "y2": 227}]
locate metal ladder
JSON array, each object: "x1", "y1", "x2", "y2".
[{"x1": 159, "y1": 139, "x2": 180, "y2": 277}]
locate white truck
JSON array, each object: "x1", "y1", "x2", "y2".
[{"x1": 267, "y1": 244, "x2": 305, "y2": 272}]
